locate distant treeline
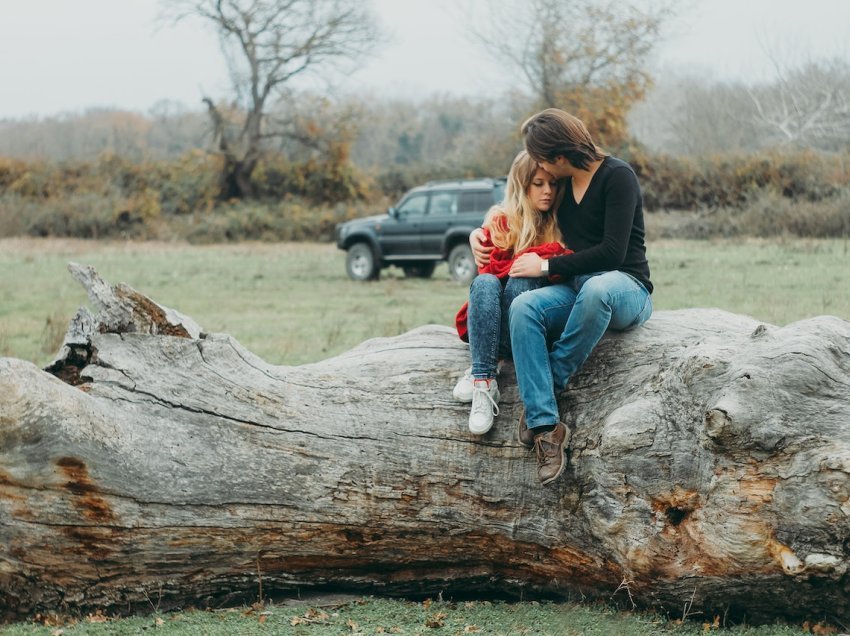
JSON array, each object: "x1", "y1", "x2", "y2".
[
  {"x1": 3, "y1": 62, "x2": 849, "y2": 162},
  {"x1": 1, "y1": 65, "x2": 849, "y2": 242}
]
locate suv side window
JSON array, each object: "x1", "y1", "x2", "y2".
[
  {"x1": 459, "y1": 190, "x2": 498, "y2": 213},
  {"x1": 428, "y1": 191, "x2": 457, "y2": 216},
  {"x1": 396, "y1": 193, "x2": 428, "y2": 217},
  {"x1": 457, "y1": 191, "x2": 477, "y2": 214}
]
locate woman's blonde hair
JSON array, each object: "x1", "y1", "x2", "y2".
[{"x1": 484, "y1": 150, "x2": 564, "y2": 253}]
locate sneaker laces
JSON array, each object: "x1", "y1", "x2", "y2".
[{"x1": 471, "y1": 381, "x2": 499, "y2": 418}]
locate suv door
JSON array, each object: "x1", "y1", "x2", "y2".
[
  {"x1": 379, "y1": 192, "x2": 429, "y2": 256},
  {"x1": 419, "y1": 190, "x2": 457, "y2": 256}
]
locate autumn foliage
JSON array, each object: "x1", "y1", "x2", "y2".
[{"x1": 1, "y1": 142, "x2": 848, "y2": 242}]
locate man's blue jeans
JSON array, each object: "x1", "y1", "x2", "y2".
[
  {"x1": 467, "y1": 274, "x2": 544, "y2": 379},
  {"x1": 509, "y1": 271, "x2": 653, "y2": 429}
]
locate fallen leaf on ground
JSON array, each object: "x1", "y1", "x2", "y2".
[
  {"x1": 86, "y1": 611, "x2": 108, "y2": 624},
  {"x1": 305, "y1": 607, "x2": 330, "y2": 620},
  {"x1": 425, "y1": 612, "x2": 447, "y2": 628}
]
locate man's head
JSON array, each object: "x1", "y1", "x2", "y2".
[{"x1": 521, "y1": 109, "x2": 603, "y2": 176}]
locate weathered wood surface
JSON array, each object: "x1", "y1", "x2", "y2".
[{"x1": 1, "y1": 264, "x2": 849, "y2": 622}]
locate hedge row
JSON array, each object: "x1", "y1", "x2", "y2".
[
  {"x1": 0, "y1": 192, "x2": 383, "y2": 242},
  {"x1": 1, "y1": 150, "x2": 848, "y2": 241},
  {"x1": 651, "y1": 189, "x2": 850, "y2": 240},
  {"x1": 625, "y1": 148, "x2": 848, "y2": 210}
]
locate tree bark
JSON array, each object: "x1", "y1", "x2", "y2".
[{"x1": 1, "y1": 264, "x2": 850, "y2": 623}]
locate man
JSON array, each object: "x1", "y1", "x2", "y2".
[{"x1": 471, "y1": 108, "x2": 653, "y2": 485}]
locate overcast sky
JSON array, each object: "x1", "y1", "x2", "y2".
[{"x1": 0, "y1": 0, "x2": 848, "y2": 119}]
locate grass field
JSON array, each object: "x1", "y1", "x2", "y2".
[
  {"x1": 2, "y1": 237, "x2": 850, "y2": 635},
  {"x1": 1, "y1": 237, "x2": 849, "y2": 368},
  {"x1": 0, "y1": 597, "x2": 818, "y2": 636}
]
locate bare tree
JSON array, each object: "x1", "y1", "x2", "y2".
[
  {"x1": 166, "y1": 0, "x2": 381, "y2": 199},
  {"x1": 631, "y1": 73, "x2": 759, "y2": 156},
  {"x1": 465, "y1": 0, "x2": 679, "y2": 144},
  {"x1": 633, "y1": 57, "x2": 850, "y2": 157},
  {"x1": 748, "y1": 58, "x2": 850, "y2": 150}
]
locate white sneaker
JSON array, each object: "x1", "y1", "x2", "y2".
[
  {"x1": 454, "y1": 363, "x2": 505, "y2": 402},
  {"x1": 452, "y1": 368, "x2": 475, "y2": 403},
  {"x1": 468, "y1": 379, "x2": 500, "y2": 435}
]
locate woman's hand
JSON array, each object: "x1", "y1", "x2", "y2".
[
  {"x1": 470, "y1": 228, "x2": 492, "y2": 268},
  {"x1": 509, "y1": 252, "x2": 544, "y2": 278}
]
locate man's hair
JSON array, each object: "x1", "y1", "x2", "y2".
[{"x1": 521, "y1": 109, "x2": 604, "y2": 170}]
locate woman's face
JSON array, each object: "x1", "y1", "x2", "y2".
[{"x1": 527, "y1": 167, "x2": 557, "y2": 212}]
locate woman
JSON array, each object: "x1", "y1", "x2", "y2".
[{"x1": 453, "y1": 150, "x2": 571, "y2": 435}]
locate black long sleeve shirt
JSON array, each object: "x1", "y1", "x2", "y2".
[{"x1": 548, "y1": 156, "x2": 653, "y2": 293}]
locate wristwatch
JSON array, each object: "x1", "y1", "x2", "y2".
[{"x1": 540, "y1": 259, "x2": 549, "y2": 274}]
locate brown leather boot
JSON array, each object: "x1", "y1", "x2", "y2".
[
  {"x1": 517, "y1": 407, "x2": 534, "y2": 448},
  {"x1": 534, "y1": 422, "x2": 570, "y2": 485}
]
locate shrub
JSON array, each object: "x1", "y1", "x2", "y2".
[
  {"x1": 22, "y1": 193, "x2": 114, "y2": 239},
  {"x1": 252, "y1": 153, "x2": 372, "y2": 204},
  {"x1": 0, "y1": 193, "x2": 27, "y2": 236},
  {"x1": 623, "y1": 147, "x2": 848, "y2": 211},
  {"x1": 658, "y1": 189, "x2": 850, "y2": 240},
  {"x1": 151, "y1": 151, "x2": 219, "y2": 215},
  {"x1": 185, "y1": 198, "x2": 383, "y2": 244}
]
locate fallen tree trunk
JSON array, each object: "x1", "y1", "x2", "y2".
[{"x1": 1, "y1": 264, "x2": 849, "y2": 623}]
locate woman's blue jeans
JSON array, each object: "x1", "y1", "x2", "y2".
[
  {"x1": 467, "y1": 274, "x2": 544, "y2": 380},
  {"x1": 509, "y1": 271, "x2": 653, "y2": 429}
]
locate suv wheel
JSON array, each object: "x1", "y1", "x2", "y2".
[
  {"x1": 402, "y1": 262, "x2": 437, "y2": 279},
  {"x1": 346, "y1": 243, "x2": 380, "y2": 281},
  {"x1": 448, "y1": 244, "x2": 476, "y2": 285}
]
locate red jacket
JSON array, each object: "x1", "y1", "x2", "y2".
[{"x1": 455, "y1": 227, "x2": 572, "y2": 342}]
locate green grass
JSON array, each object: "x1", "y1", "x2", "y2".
[
  {"x1": 0, "y1": 239, "x2": 466, "y2": 367},
  {"x1": 649, "y1": 238, "x2": 850, "y2": 323},
  {"x1": 2, "y1": 237, "x2": 849, "y2": 369},
  {"x1": 1, "y1": 237, "x2": 849, "y2": 635},
  {"x1": 0, "y1": 597, "x2": 816, "y2": 635}
]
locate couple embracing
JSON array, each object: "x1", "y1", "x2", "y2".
[{"x1": 453, "y1": 108, "x2": 654, "y2": 486}]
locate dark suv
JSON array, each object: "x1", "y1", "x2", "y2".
[{"x1": 335, "y1": 177, "x2": 505, "y2": 285}]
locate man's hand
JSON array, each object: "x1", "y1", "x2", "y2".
[
  {"x1": 470, "y1": 228, "x2": 492, "y2": 268},
  {"x1": 509, "y1": 252, "x2": 544, "y2": 278}
]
